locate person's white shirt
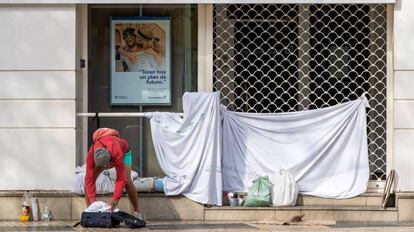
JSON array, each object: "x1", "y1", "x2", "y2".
[{"x1": 122, "y1": 51, "x2": 159, "y2": 72}]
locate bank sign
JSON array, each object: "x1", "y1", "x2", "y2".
[{"x1": 110, "y1": 16, "x2": 171, "y2": 105}]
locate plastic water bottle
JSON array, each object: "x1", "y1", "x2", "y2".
[
  {"x1": 43, "y1": 207, "x2": 50, "y2": 222},
  {"x1": 31, "y1": 198, "x2": 39, "y2": 221},
  {"x1": 23, "y1": 191, "x2": 32, "y2": 205}
]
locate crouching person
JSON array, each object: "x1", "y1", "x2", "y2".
[{"x1": 84, "y1": 128, "x2": 142, "y2": 219}]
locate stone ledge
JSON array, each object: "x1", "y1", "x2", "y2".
[
  {"x1": 0, "y1": 191, "x2": 165, "y2": 197},
  {"x1": 223, "y1": 193, "x2": 385, "y2": 207},
  {"x1": 397, "y1": 198, "x2": 414, "y2": 221},
  {"x1": 224, "y1": 192, "x2": 383, "y2": 197},
  {"x1": 0, "y1": 193, "x2": 201, "y2": 220},
  {"x1": 207, "y1": 206, "x2": 276, "y2": 211},
  {"x1": 71, "y1": 195, "x2": 204, "y2": 221},
  {"x1": 0, "y1": 191, "x2": 72, "y2": 197},
  {"x1": 396, "y1": 192, "x2": 414, "y2": 199},
  {"x1": 0, "y1": 191, "x2": 382, "y2": 198},
  {"x1": 205, "y1": 206, "x2": 399, "y2": 221},
  {"x1": 206, "y1": 206, "x2": 398, "y2": 211},
  {"x1": 0, "y1": 193, "x2": 403, "y2": 221},
  {"x1": 72, "y1": 192, "x2": 166, "y2": 197}
]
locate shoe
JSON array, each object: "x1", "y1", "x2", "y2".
[{"x1": 133, "y1": 211, "x2": 145, "y2": 221}]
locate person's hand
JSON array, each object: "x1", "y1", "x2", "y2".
[
  {"x1": 108, "y1": 200, "x2": 118, "y2": 211},
  {"x1": 144, "y1": 48, "x2": 157, "y2": 56},
  {"x1": 145, "y1": 48, "x2": 163, "y2": 65},
  {"x1": 127, "y1": 53, "x2": 137, "y2": 63}
]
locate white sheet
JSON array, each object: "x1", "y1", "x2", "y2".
[
  {"x1": 222, "y1": 96, "x2": 370, "y2": 198},
  {"x1": 72, "y1": 164, "x2": 139, "y2": 195},
  {"x1": 72, "y1": 171, "x2": 114, "y2": 195},
  {"x1": 147, "y1": 92, "x2": 222, "y2": 205}
]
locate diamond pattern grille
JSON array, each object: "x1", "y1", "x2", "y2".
[{"x1": 213, "y1": 4, "x2": 387, "y2": 180}]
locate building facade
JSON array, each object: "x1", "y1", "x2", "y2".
[{"x1": 0, "y1": 0, "x2": 412, "y2": 197}]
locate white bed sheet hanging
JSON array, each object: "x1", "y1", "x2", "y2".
[
  {"x1": 147, "y1": 92, "x2": 222, "y2": 205},
  {"x1": 222, "y1": 96, "x2": 370, "y2": 199}
]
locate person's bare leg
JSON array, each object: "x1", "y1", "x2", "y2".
[
  {"x1": 84, "y1": 185, "x2": 89, "y2": 206},
  {"x1": 124, "y1": 165, "x2": 139, "y2": 212},
  {"x1": 84, "y1": 167, "x2": 104, "y2": 206}
]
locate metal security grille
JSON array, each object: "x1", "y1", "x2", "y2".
[{"x1": 213, "y1": 4, "x2": 387, "y2": 180}]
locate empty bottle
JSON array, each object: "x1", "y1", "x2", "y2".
[
  {"x1": 31, "y1": 198, "x2": 39, "y2": 221},
  {"x1": 19, "y1": 191, "x2": 31, "y2": 222},
  {"x1": 43, "y1": 207, "x2": 50, "y2": 222}
]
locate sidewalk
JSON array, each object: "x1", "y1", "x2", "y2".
[{"x1": 1, "y1": 220, "x2": 414, "y2": 232}]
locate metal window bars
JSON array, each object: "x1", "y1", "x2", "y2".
[{"x1": 213, "y1": 4, "x2": 387, "y2": 180}]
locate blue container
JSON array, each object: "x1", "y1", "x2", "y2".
[{"x1": 154, "y1": 178, "x2": 164, "y2": 192}]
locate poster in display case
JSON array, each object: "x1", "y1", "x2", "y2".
[{"x1": 111, "y1": 16, "x2": 171, "y2": 105}]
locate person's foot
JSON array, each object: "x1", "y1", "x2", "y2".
[{"x1": 133, "y1": 211, "x2": 145, "y2": 221}]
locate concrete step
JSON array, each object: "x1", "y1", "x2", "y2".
[
  {"x1": 0, "y1": 191, "x2": 402, "y2": 222},
  {"x1": 204, "y1": 205, "x2": 398, "y2": 222},
  {"x1": 222, "y1": 193, "x2": 388, "y2": 207},
  {"x1": 0, "y1": 191, "x2": 205, "y2": 221},
  {"x1": 297, "y1": 193, "x2": 388, "y2": 207}
]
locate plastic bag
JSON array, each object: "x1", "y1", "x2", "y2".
[
  {"x1": 244, "y1": 176, "x2": 272, "y2": 207},
  {"x1": 84, "y1": 201, "x2": 111, "y2": 212},
  {"x1": 269, "y1": 169, "x2": 298, "y2": 206},
  {"x1": 133, "y1": 177, "x2": 155, "y2": 192}
]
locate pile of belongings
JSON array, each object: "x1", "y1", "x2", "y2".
[
  {"x1": 72, "y1": 164, "x2": 164, "y2": 194},
  {"x1": 147, "y1": 92, "x2": 370, "y2": 205},
  {"x1": 78, "y1": 201, "x2": 146, "y2": 228},
  {"x1": 243, "y1": 170, "x2": 299, "y2": 207}
]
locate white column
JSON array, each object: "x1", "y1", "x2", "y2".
[
  {"x1": 197, "y1": 4, "x2": 213, "y2": 92},
  {"x1": 75, "y1": 4, "x2": 89, "y2": 165},
  {"x1": 0, "y1": 5, "x2": 76, "y2": 190},
  {"x1": 386, "y1": 4, "x2": 394, "y2": 180},
  {"x1": 393, "y1": 0, "x2": 414, "y2": 191}
]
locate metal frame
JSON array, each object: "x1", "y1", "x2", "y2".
[
  {"x1": 210, "y1": 3, "x2": 389, "y2": 181},
  {"x1": 109, "y1": 16, "x2": 172, "y2": 106},
  {"x1": 0, "y1": 1, "x2": 397, "y2": 4}
]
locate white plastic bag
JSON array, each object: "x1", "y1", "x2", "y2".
[
  {"x1": 84, "y1": 201, "x2": 110, "y2": 212},
  {"x1": 269, "y1": 169, "x2": 298, "y2": 206},
  {"x1": 133, "y1": 177, "x2": 155, "y2": 192}
]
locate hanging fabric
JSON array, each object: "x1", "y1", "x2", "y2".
[
  {"x1": 222, "y1": 96, "x2": 370, "y2": 198},
  {"x1": 147, "y1": 92, "x2": 222, "y2": 205},
  {"x1": 148, "y1": 92, "x2": 369, "y2": 202}
]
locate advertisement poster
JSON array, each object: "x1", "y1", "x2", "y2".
[{"x1": 111, "y1": 17, "x2": 171, "y2": 105}]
